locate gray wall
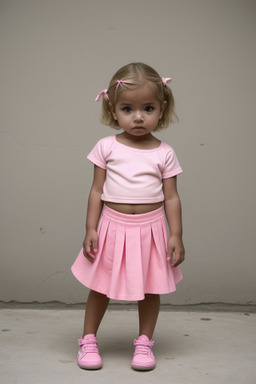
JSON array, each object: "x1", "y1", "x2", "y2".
[{"x1": 1, "y1": 0, "x2": 255, "y2": 305}]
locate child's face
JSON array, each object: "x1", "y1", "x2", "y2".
[{"x1": 111, "y1": 82, "x2": 166, "y2": 136}]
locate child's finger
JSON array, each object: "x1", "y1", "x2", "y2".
[
  {"x1": 171, "y1": 251, "x2": 185, "y2": 267},
  {"x1": 83, "y1": 243, "x2": 95, "y2": 262},
  {"x1": 167, "y1": 247, "x2": 173, "y2": 262},
  {"x1": 82, "y1": 242, "x2": 89, "y2": 255},
  {"x1": 85, "y1": 244, "x2": 92, "y2": 254},
  {"x1": 92, "y1": 238, "x2": 98, "y2": 253},
  {"x1": 171, "y1": 258, "x2": 178, "y2": 267}
]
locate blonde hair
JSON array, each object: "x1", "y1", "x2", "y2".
[{"x1": 99, "y1": 62, "x2": 178, "y2": 131}]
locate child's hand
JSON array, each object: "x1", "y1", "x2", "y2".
[
  {"x1": 167, "y1": 236, "x2": 185, "y2": 267},
  {"x1": 83, "y1": 229, "x2": 98, "y2": 263}
]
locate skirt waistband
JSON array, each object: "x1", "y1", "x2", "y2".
[{"x1": 102, "y1": 204, "x2": 164, "y2": 224}]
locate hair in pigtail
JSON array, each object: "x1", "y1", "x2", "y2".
[
  {"x1": 101, "y1": 92, "x2": 118, "y2": 128},
  {"x1": 158, "y1": 82, "x2": 178, "y2": 130}
]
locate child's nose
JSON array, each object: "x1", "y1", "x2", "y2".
[{"x1": 134, "y1": 110, "x2": 143, "y2": 122}]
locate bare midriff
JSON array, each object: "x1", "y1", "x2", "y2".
[{"x1": 105, "y1": 202, "x2": 163, "y2": 215}]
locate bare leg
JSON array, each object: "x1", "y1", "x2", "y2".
[
  {"x1": 138, "y1": 294, "x2": 160, "y2": 339},
  {"x1": 83, "y1": 290, "x2": 110, "y2": 337}
]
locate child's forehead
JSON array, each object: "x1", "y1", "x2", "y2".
[{"x1": 117, "y1": 82, "x2": 159, "y2": 103}]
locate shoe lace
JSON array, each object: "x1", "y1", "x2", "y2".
[
  {"x1": 78, "y1": 337, "x2": 99, "y2": 354},
  {"x1": 134, "y1": 339, "x2": 154, "y2": 355}
]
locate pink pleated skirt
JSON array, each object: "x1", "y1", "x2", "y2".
[{"x1": 71, "y1": 205, "x2": 182, "y2": 301}]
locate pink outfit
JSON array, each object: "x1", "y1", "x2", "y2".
[
  {"x1": 71, "y1": 135, "x2": 183, "y2": 301},
  {"x1": 72, "y1": 205, "x2": 182, "y2": 301},
  {"x1": 87, "y1": 135, "x2": 182, "y2": 204}
]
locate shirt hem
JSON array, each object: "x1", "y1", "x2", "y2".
[
  {"x1": 101, "y1": 196, "x2": 165, "y2": 204},
  {"x1": 162, "y1": 167, "x2": 183, "y2": 179},
  {"x1": 87, "y1": 154, "x2": 106, "y2": 170}
]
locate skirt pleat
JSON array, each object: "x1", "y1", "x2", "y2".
[{"x1": 71, "y1": 205, "x2": 182, "y2": 301}]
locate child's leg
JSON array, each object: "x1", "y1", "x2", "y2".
[
  {"x1": 138, "y1": 294, "x2": 160, "y2": 339},
  {"x1": 83, "y1": 290, "x2": 109, "y2": 336}
]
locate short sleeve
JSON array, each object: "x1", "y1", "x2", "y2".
[
  {"x1": 87, "y1": 138, "x2": 108, "y2": 169},
  {"x1": 162, "y1": 145, "x2": 183, "y2": 179}
]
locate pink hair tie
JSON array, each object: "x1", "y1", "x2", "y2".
[
  {"x1": 114, "y1": 79, "x2": 133, "y2": 100},
  {"x1": 162, "y1": 77, "x2": 172, "y2": 86},
  {"x1": 115, "y1": 79, "x2": 132, "y2": 91},
  {"x1": 95, "y1": 89, "x2": 109, "y2": 102},
  {"x1": 116, "y1": 79, "x2": 132, "y2": 87}
]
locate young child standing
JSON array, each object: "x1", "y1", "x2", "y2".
[{"x1": 71, "y1": 62, "x2": 185, "y2": 371}]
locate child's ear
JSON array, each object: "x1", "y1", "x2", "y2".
[
  {"x1": 160, "y1": 101, "x2": 167, "y2": 119},
  {"x1": 109, "y1": 103, "x2": 117, "y2": 120}
]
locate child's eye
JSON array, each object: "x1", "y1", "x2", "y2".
[
  {"x1": 122, "y1": 106, "x2": 132, "y2": 113},
  {"x1": 145, "y1": 106, "x2": 154, "y2": 112}
]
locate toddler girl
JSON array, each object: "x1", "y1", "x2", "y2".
[{"x1": 71, "y1": 62, "x2": 185, "y2": 371}]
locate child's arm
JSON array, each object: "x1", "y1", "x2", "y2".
[
  {"x1": 163, "y1": 176, "x2": 185, "y2": 267},
  {"x1": 83, "y1": 165, "x2": 106, "y2": 262}
]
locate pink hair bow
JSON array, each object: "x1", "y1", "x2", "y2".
[
  {"x1": 114, "y1": 79, "x2": 133, "y2": 99},
  {"x1": 116, "y1": 79, "x2": 132, "y2": 87},
  {"x1": 162, "y1": 77, "x2": 172, "y2": 86},
  {"x1": 115, "y1": 79, "x2": 132, "y2": 91},
  {"x1": 95, "y1": 89, "x2": 109, "y2": 102}
]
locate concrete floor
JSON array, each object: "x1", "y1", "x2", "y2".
[{"x1": 0, "y1": 306, "x2": 255, "y2": 384}]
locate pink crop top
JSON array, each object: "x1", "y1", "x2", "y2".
[{"x1": 87, "y1": 135, "x2": 182, "y2": 204}]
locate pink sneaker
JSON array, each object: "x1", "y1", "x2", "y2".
[
  {"x1": 77, "y1": 334, "x2": 103, "y2": 370},
  {"x1": 131, "y1": 335, "x2": 156, "y2": 371}
]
